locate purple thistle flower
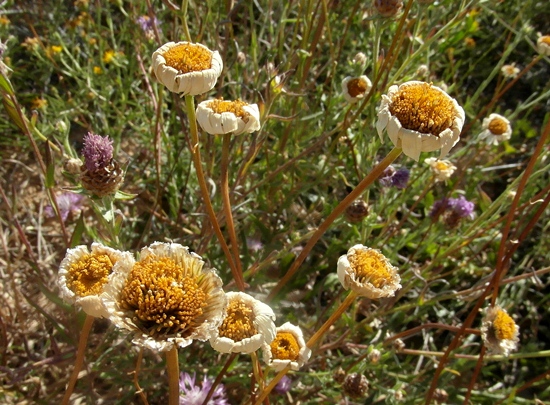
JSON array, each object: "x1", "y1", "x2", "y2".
[
  {"x1": 430, "y1": 196, "x2": 475, "y2": 227},
  {"x1": 448, "y1": 196, "x2": 475, "y2": 219},
  {"x1": 136, "y1": 15, "x2": 159, "y2": 33},
  {"x1": 379, "y1": 166, "x2": 409, "y2": 189},
  {"x1": 274, "y1": 375, "x2": 292, "y2": 395},
  {"x1": 45, "y1": 192, "x2": 84, "y2": 222},
  {"x1": 179, "y1": 372, "x2": 229, "y2": 405},
  {"x1": 82, "y1": 132, "x2": 113, "y2": 172}
]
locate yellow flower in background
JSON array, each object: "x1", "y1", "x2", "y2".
[
  {"x1": 93, "y1": 66, "x2": 103, "y2": 75},
  {"x1": 376, "y1": 81, "x2": 465, "y2": 161},
  {"x1": 337, "y1": 244, "x2": 401, "y2": 299},
  {"x1": 50, "y1": 45, "x2": 63, "y2": 54},
  {"x1": 424, "y1": 157, "x2": 457, "y2": 182},
  {"x1": 152, "y1": 41, "x2": 223, "y2": 95},
  {"x1": 480, "y1": 305, "x2": 519, "y2": 356},
  {"x1": 341, "y1": 75, "x2": 373, "y2": 104},
  {"x1": 31, "y1": 98, "x2": 47, "y2": 109},
  {"x1": 0, "y1": 16, "x2": 10, "y2": 25},
  {"x1": 58, "y1": 243, "x2": 135, "y2": 318},
  {"x1": 536, "y1": 35, "x2": 550, "y2": 56},
  {"x1": 102, "y1": 50, "x2": 115, "y2": 64},
  {"x1": 262, "y1": 322, "x2": 311, "y2": 371},
  {"x1": 196, "y1": 99, "x2": 261, "y2": 135},
  {"x1": 103, "y1": 242, "x2": 227, "y2": 352},
  {"x1": 478, "y1": 113, "x2": 512, "y2": 145},
  {"x1": 210, "y1": 292, "x2": 276, "y2": 354}
]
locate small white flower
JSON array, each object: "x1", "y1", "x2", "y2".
[
  {"x1": 58, "y1": 243, "x2": 135, "y2": 318},
  {"x1": 500, "y1": 64, "x2": 520, "y2": 79},
  {"x1": 341, "y1": 75, "x2": 372, "y2": 103},
  {"x1": 480, "y1": 305, "x2": 519, "y2": 356},
  {"x1": 424, "y1": 157, "x2": 457, "y2": 182},
  {"x1": 478, "y1": 113, "x2": 512, "y2": 145},
  {"x1": 536, "y1": 35, "x2": 550, "y2": 56},
  {"x1": 337, "y1": 244, "x2": 401, "y2": 299},
  {"x1": 103, "y1": 242, "x2": 226, "y2": 352},
  {"x1": 196, "y1": 99, "x2": 261, "y2": 135},
  {"x1": 262, "y1": 322, "x2": 311, "y2": 371},
  {"x1": 376, "y1": 81, "x2": 465, "y2": 161},
  {"x1": 151, "y1": 41, "x2": 223, "y2": 95},
  {"x1": 210, "y1": 292, "x2": 276, "y2": 354}
]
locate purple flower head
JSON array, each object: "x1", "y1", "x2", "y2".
[
  {"x1": 430, "y1": 196, "x2": 475, "y2": 227},
  {"x1": 179, "y1": 372, "x2": 229, "y2": 405},
  {"x1": 136, "y1": 15, "x2": 159, "y2": 33},
  {"x1": 82, "y1": 132, "x2": 113, "y2": 172},
  {"x1": 448, "y1": 196, "x2": 475, "y2": 219},
  {"x1": 274, "y1": 375, "x2": 292, "y2": 395},
  {"x1": 379, "y1": 166, "x2": 409, "y2": 189},
  {"x1": 45, "y1": 192, "x2": 84, "y2": 222}
]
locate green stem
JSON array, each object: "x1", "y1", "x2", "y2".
[
  {"x1": 61, "y1": 314, "x2": 94, "y2": 405},
  {"x1": 253, "y1": 364, "x2": 291, "y2": 405},
  {"x1": 267, "y1": 147, "x2": 402, "y2": 301},
  {"x1": 166, "y1": 345, "x2": 180, "y2": 405},
  {"x1": 184, "y1": 95, "x2": 245, "y2": 291},
  {"x1": 221, "y1": 133, "x2": 243, "y2": 282},
  {"x1": 180, "y1": 0, "x2": 192, "y2": 42}
]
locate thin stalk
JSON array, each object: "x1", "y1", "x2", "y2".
[
  {"x1": 61, "y1": 314, "x2": 94, "y2": 405},
  {"x1": 252, "y1": 365, "x2": 291, "y2": 405},
  {"x1": 202, "y1": 353, "x2": 237, "y2": 405},
  {"x1": 267, "y1": 147, "x2": 402, "y2": 301},
  {"x1": 221, "y1": 133, "x2": 243, "y2": 281},
  {"x1": 180, "y1": 0, "x2": 191, "y2": 42},
  {"x1": 166, "y1": 345, "x2": 180, "y2": 405},
  {"x1": 184, "y1": 95, "x2": 244, "y2": 291}
]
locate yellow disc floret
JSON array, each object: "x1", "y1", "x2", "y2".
[
  {"x1": 435, "y1": 161, "x2": 451, "y2": 171},
  {"x1": 488, "y1": 117, "x2": 508, "y2": 135},
  {"x1": 270, "y1": 332, "x2": 300, "y2": 361},
  {"x1": 218, "y1": 299, "x2": 257, "y2": 341},
  {"x1": 347, "y1": 78, "x2": 369, "y2": 97},
  {"x1": 119, "y1": 257, "x2": 207, "y2": 337},
  {"x1": 207, "y1": 99, "x2": 250, "y2": 122},
  {"x1": 540, "y1": 35, "x2": 550, "y2": 46},
  {"x1": 389, "y1": 82, "x2": 454, "y2": 136},
  {"x1": 163, "y1": 43, "x2": 212, "y2": 74},
  {"x1": 348, "y1": 249, "x2": 392, "y2": 289},
  {"x1": 493, "y1": 309, "x2": 516, "y2": 340},
  {"x1": 66, "y1": 253, "x2": 113, "y2": 296}
]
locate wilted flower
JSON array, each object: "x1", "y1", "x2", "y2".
[
  {"x1": 424, "y1": 157, "x2": 457, "y2": 182},
  {"x1": 341, "y1": 75, "x2": 372, "y2": 103},
  {"x1": 376, "y1": 81, "x2": 465, "y2": 161},
  {"x1": 196, "y1": 99, "x2": 260, "y2": 135},
  {"x1": 337, "y1": 244, "x2": 401, "y2": 299},
  {"x1": 536, "y1": 35, "x2": 550, "y2": 56},
  {"x1": 58, "y1": 243, "x2": 134, "y2": 318},
  {"x1": 430, "y1": 196, "x2": 475, "y2": 227},
  {"x1": 45, "y1": 192, "x2": 85, "y2": 222},
  {"x1": 104, "y1": 242, "x2": 226, "y2": 352},
  {"x1": 179, "y1": 372, "x2": 229, "y2": 405},
  {"x1": 374, "y1": 0, "x2": 403, "y2": 17},
  {"x1": 352, "y1": 52, "x2": 367, "y2": 66},
  {"x1": 379, "y1": 166, "x2": 409, "y2": 189},
  {"x1": 342, "y1": 373, "x2": 369, "y2": 399},
  {"x1": 152, "y1": 41, "x2": 223, "y2": 95},
  {"x1": 367, "y1": 348, "x2": 381, "y2": 364},
  {"x1": 210, "y1": 292, "x2": 276, "y2": 354},
  {"x1": 478, "y1": 113, "x2": 512, "y2": 145},
  {"x1": 415, "y1": 64, "x2": 429, "y2": 78},
  {"x1": 345, "y1": 199, "x2": 369, "y2": 223},
  {"x1": 480, "y1": 305, "x2": 519, "y2": 356},
  {"x1": 80, "y1": 132, "x2": 124, "y2": 197},
  {"x1": 501, "y1": 64, "x2": 520, "y2": 79},
  {"x1": 433, "y1": 388, "x2": 449, "y2": 404},
  {"x1": 262, "y1": 322, "x2": 311, "y2": 371}
]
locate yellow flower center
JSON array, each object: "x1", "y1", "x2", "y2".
[
  {"x1": 218, "y1": 298, "x2": 257, "y2": 341},
  {"x1": 348, "y1": 249, "x2": 392, "y2": 289},
  {"x1": 502, "y1": 65, "x2": 518, "y2": 76},
  {"x1": 347, "y1": 78, "x2": 368, "y2": 98},
  {"x1": 163, "y1": 43, "x2": 212, "y2": 74},
  {"x1": 493, "y1": 309, "x2": 516, "y2": 340},
  {"x1": 103, "y1": 50, "x2": 115, "y2": 64},
  {"x1": 66, "y1": 253, "x2": 113, "y2": 297},
  {"x1": 207, "y1": 99, "x2": 251, "y2": 123},
  {"x1": 540, "y1": 35, "x2": 550, "y2": 46},
  {"x1": 270, "y1": 332, "x2": 300, "y2": 361},
  {"x1": 434, "y1": 161, "x2": 451, "y2": 172},
  {"x1": 389, "y1": 82, "x2": 455, "y2": 137},
  {"x1": 488, "y1": 117, "x2": 508, "y2": 135},
  {"x1": 119, "y1": 257, "x2": 207, "y2": 337}
]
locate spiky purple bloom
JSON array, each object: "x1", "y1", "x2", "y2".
[
  {"x1": 379, "y1": 166, "x2": 409, "y2": 189},
  {"x1": 179, "y1": 372, "x2": 229, "y2": 405},
  {"x1": 82, "y1": 132, "x2": 113, "y2": 172},
  {"x1": 45, "y1": 192, "x2": 84, "y2": 222},
  {"x1": 430, "y1": 196, "x2": 474, "y2": 219},
  {"x1": 274, "y1": 375, "x2": 292, "y2": 395},
  {"x1": 136, "y1": 15, "x2": 159, "y2": 33}
]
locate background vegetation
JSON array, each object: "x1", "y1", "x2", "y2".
[{"x1": 1, "y1": 0, "x2": 549, "y2": 403}]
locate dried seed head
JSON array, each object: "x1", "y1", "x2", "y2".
[{"x1": 342, "y1": 373, "x2": 369, "y2": 399}]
